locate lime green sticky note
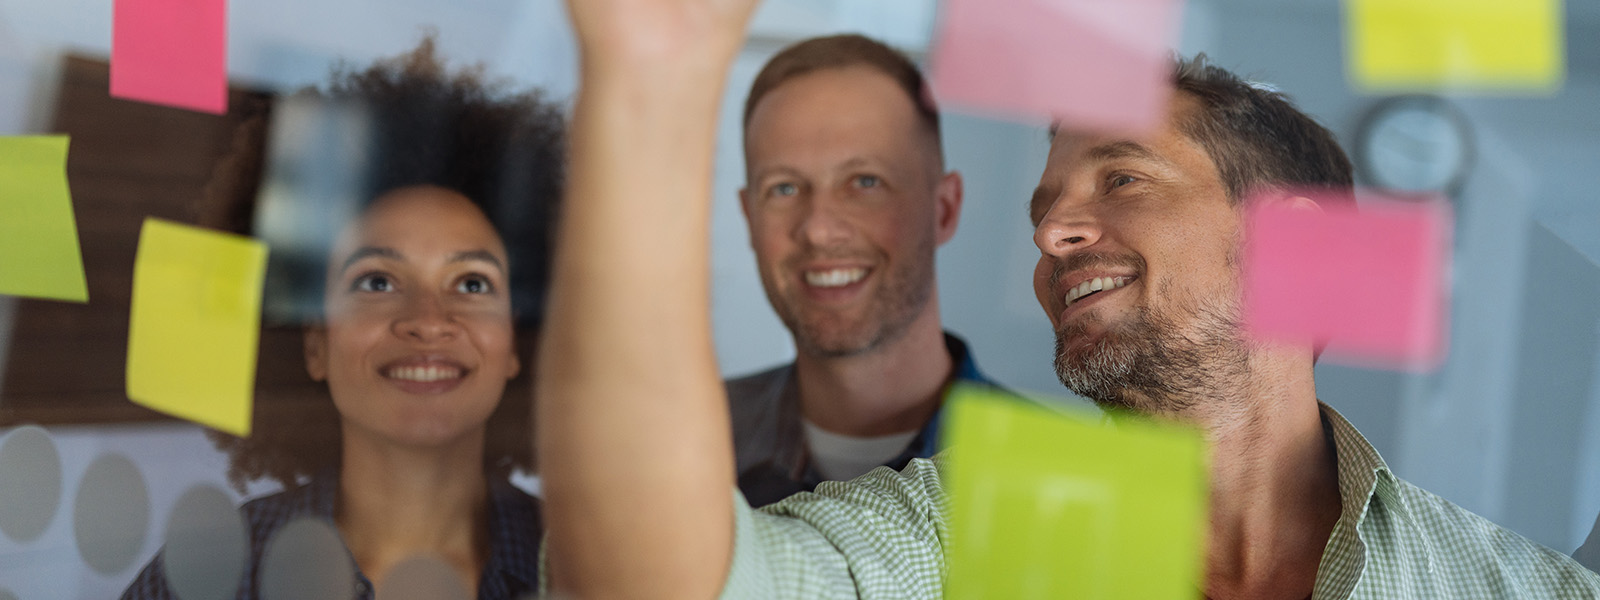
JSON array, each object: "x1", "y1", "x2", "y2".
[
  {"x1": 943, "y1": 386, "x2": 1208, "y2": 599},
  {"x1": 0, "y1": 136, "x2": 88, "y2": 303},
  {"x1": 127, "y1": 218, "x2": 267, "y2": 437},
  {"x1": 1346, "y1": 0, "x2": 1564, "y2": 92}
]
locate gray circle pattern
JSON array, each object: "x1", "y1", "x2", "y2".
[
  {"x1": 73, "y1": 453, "x2": 151, "y2": 574},
  {"x1": 377, "y1": 554, "x2": 470, "y2": 600},
  {"x1": 260, "y1": 517, "x2": 356, "y2": 600},
  {"x1": 162, "y1": 484, "x2": 247, "y2": 600},
  {"x1": 0, "y1": 425, "x2": 63, "y2": 542}
]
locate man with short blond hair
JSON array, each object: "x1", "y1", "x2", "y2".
[{"x1": 729, "y1": 34, "x2": 1008, "y2": 506}]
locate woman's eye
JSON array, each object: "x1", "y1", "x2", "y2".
[
  {"x1": 855, "y1": 175, "x2": 880, "y2": 189},
  {"x1": 456, "y1": 275, "x2": 494, "y2": 294},
  {"x1": 352, "y1": 273, "x2": 394, "y2": 292}
]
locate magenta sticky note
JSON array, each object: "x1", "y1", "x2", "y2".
[
  {"x1": 111, "y1": 0, "x2": 228, "y2": 114},
  {"x1": 928, "y1": 0, "x2": 1180, "y2": 133},
  {"x1": 1243, "y1": 193, "x2": 1451, "y2": 370}
]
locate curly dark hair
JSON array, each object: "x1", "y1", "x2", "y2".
[{"x1": 201, "y1": 37, "x2": 565, "y2": 492}]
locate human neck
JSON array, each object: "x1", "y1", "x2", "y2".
[
  {"x1": 793, "y1": 302, "x2": 952, "y2": 437},
  {"x1": 1176, "y1": 353, "x2": 1341, "y2": 600},
  {"x1": 336, "y1": 426, "x2": 489, "y2": 595}
]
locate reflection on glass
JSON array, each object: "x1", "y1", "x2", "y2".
[
  {"x1": 161, "y1": 484, "x2": 247, "y2": 600},
  {"x1": 120, "y1": 38, "x2": 564, "y2": 600},
  {"x1": 0, "y1": 425, "x2": 63, "y2": 543},
  {"x1": 74, "y1": 453, "x2": 150, "y2": 575}
]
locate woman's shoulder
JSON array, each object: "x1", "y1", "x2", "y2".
[
  {"x1": 476, "y1": 477, "x2": 545, "y2": 597},
  {"x1": 120, "y1": 551, "x2": 176, "y2": 600},
  {"x1": 487, "y1": 476, "x2": 543, "y2": 536},
  {"x1": 237, "y1": 475, "x2": 340, "y2": 543}
]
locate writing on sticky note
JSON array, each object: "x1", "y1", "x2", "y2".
[
  {"x1": 127, "y1": 219, "x2": 267, "y2": 436},
  {"x1": 112, "y1": 0, "x2": 228, "y2": 114},
  {"x1": 943, "y1": 386, "x2": 1207, "y2": 599},
  {"x1": 1346, "y1": 0, "x2": 1564, "y2": 92},
  {"x1": 0, "y1": 136, "x2": 88, "y2": 303},
  {"x1": 1243, "y1": 193, "x2": 1451, "y2": 370},
  {"x1": 929, "y1": 0, "x2": 1180, "y2": 133}
]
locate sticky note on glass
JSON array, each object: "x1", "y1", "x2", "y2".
[
  {"x1": 0, "y1": 136, "x2": 89, "y2": 303},
  {"x1": 929, "y1": 0, "x2": 1179, "y2": 133},
  {"x1": 111, "y1": 0, "x2": 228, "y2": 114},
  {"x1": 127, "y1": 219, "x2": 267, "y2": 436},
  {"x1": 943, "y1": 386, "x2": 1207, "y2": 599},
  {"x1": 1243, "y1": 193, "x2": 1451, "y2": 370},
  {"x1": 1345, "y1": 0, "x2": 1564, "y2": 92}
]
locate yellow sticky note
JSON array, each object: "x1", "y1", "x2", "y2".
[
  {"x1": 943, "y1": 386, "x2": 1208, "y2": 599},
  {"x1": 1346, "y1": 0, "x2": 1564, "y2": 92},
  {"x1": 127, "y1": 219, "x2": 267, "y2": 437},
  {"x1": 0, "y1": 136, "x2": 88, "y2": 303}
]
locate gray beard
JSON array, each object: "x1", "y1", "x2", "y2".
[{"x1": 1053, "y1": 298, "x2": 1251, "y2": 417}]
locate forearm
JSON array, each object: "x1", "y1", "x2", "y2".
[{"x1": 535, "y1": 20, "x2": 743, "y2": 599}]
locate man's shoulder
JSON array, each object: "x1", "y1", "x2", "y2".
[
  {"x1": 752, "y1": 457, "x2": 949, "y2": 581},
  {"x1": 724, "y1": 363, "x2": 797, "y2": 478},
  {"x1": 235, "y1": 478, "x2": 340, "y2": 550},
  {"x1": 724, "y1": 363, "x2": 793, "y2": 423},
  {"x1": 724, "y1": 364, "x2": 792, "y2": 397},
  {"x1": 760, "y1": 457, "x2": 946, "y2": 529},
  {"x1": 1375, "y1": 474, "x2": 1600, "y2": 596},
  {"x1": 724, "y1": 457, "x2": 950, "y2": 599}
]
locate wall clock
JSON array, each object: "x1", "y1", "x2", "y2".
[{"x1": 1355, "y1": 95, "x2": 1474, "y2": 198}]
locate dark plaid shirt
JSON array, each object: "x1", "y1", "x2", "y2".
[
  {"x1": 121, "y1": 470, "x2": 542, "y2": 600},
  {"x1": 726, "y1": 332, "x2": 1013, "y2": 507}
]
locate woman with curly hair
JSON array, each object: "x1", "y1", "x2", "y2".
[{"x1": 122, "y1": 38, "x2": 564, "y2": 600}]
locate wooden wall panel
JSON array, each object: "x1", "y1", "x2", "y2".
[{"x1": 0, "y1": 56, "x2": 309, "y2": 426}]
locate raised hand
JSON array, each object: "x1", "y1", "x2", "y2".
[
  {"x1": 538, "y1": 0, "x2": 761, "y2": 598},
  {"x1": 566, "y1": 0, "x2": 759, "y2": 66}
]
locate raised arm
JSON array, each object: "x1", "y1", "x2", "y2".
[{"x1": 535, "y1": 1, "x2": 759, "y2": 597}]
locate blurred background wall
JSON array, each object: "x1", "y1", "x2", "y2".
[{"x1": 0, "y1": 0, "x2": 1596, "y2": 597}]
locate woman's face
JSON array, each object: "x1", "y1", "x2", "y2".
[{"x1": 305, "y1": 185, "x2": 519, "y2": 449}]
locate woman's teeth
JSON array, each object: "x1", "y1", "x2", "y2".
[
  {"x1": 1065, "y1": 276, "x2": 1132, "y2": 306},
  {"x1": 805, "y1": 267, "x2": 867, "y2": 288},
  {"x1": 386, "y1": 366, "x2": 462, "y2": 382}
]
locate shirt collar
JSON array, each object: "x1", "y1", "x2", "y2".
[
  {"x1": 1321, "y1": 402, "x2": 1394, "y2": 525},
  {"x1": 777, "y1": 331, "x2": 994, "y2": 479},
  {"x1": 914, "y1": 333, "x2": 997, "y2": 457},
  {"x1": 1316, "y1": 401, "x2": 1410, "y2": 600},
  {"x1": 947, "y1": 333, "x2": 989, "y2": 384}
]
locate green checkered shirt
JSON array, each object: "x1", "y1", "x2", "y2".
[{"x1": 717, "y1": 404, "x2": 1600, "y2": 599}]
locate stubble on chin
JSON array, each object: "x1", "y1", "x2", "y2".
[
  {"x1": 785, "y1": 272, "x2": 930, "y2": 359},
  {"x1": 774, "y1": 238, "x2": 937, "y2": 360},
  {"x1": 1053, "y1": 299, "x2": 1250, "y2": 418}
]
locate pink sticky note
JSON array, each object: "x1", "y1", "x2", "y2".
[
  {"x1": 1243, "y1": 193, "x2": 1451, "y2": 370},
  {"x1": 929, "y1": 0, "x2": 1180, "y2": 133},
  {"x1": 111, "y1": 0, "x2": 228, "y2": 114}
]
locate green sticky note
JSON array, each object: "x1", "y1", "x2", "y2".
[
  {"x1": 943, "y1": 386, "x2": 1208, "y2": 599},
  {"x1": 127, "y1": 218, "x2": 267, "y2": 437},
  {"x1": 0, "y1": 136, "x2": 88, "y2": 303},
  {"x1": 1346, "y1": 0, "x2": 1564, "y2": 92}
]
